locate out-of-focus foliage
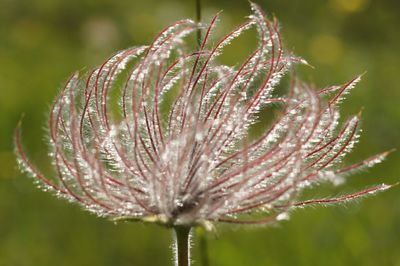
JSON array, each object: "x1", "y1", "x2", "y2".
[{"x1": 0, "y1": 0, "x2": 399, "y2": 265}]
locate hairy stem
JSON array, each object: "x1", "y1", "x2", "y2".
[{"x1": 174, "y1": 227, "x2": 192, "y2": 266}]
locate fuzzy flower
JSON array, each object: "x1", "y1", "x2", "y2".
[{"x1": 16, "y1": 4, "x2": 391, "y2": 230}]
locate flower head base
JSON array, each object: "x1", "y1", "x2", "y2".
[{"x1": 16, "y1": 3, "x2": 392, "y2": 229}]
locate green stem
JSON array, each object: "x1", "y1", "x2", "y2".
[
  {"x1": 174, "y1": 227, "x2": 192, "y2": 266},
  {"x1": 195, "y1": 0, "x2": 202, "y2": 49}
]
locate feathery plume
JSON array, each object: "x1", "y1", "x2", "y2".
[{"x1": 15, "y1": 1, "x2": 391, "y2": 251}]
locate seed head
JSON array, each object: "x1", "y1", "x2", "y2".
[{"x1": 15, "y1": 3, "x2": 392, "y2": 229}]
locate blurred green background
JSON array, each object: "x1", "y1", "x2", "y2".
[{"x1": 1, "y1": 0, "x2": 399, "y2": 265}]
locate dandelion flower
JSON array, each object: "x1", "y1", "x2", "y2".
[{"x1": 15, "y1": 3, "x2": 392, "y2": 266}]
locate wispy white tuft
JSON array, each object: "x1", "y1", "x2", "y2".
[{"x1": 15, "y1": 4, "x2": 391, "y2": 227}]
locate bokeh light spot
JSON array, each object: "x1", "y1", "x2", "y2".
[
  {"x1": 330, "y1": 0, "x2": 369, "y2": 13},
  {"x1": 309, "y1": 34, "x2": 343, "y2": 65},
  {"x1": 81, "y1": 17, "x2": 120, "y2": 51}
]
